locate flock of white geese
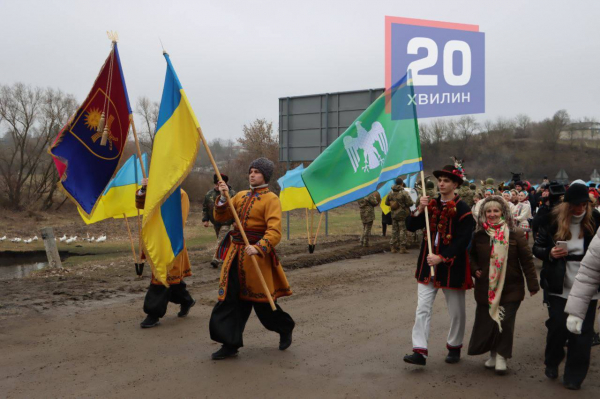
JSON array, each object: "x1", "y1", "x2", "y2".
[{"x1": 0, "y1": 233, "x2": 107, "y2": 245}]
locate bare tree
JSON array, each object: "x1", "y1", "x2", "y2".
[
  {"x1": 135, "y1": 96, "x2": 159, "y2": 151},
  {"x1": 455, "y1": 115, "x2": 479, "y2": 143},
  {"x1": 0, "y1": 83, "x2": 76, "y2": 210}
]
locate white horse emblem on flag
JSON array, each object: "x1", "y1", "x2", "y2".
[{"x1": 343, "y1": 121, "x2": 389, "y2": 173}]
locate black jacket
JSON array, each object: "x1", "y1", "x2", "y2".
[
  {"x1": 406, "y1": 195, "x2": 475, "y2": 290},
  {"x1": 532, "y1": 209, "x2": 600, "y2": 295}
]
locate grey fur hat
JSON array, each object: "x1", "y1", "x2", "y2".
[
  {"x1": 249, "y1": 157, "x2": 274, "y2": 183},
  {"x1": 475, "y1": 195, "x2": 516, "y2": 232}
]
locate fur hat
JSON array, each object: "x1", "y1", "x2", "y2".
[
  {"x1": 475, "y1": 195, "x2": 516, "y2": 232},
  {"x1": 249, "y1": 157, "x2": 274, "y2": 183},
  {"x1": 395, "y1": 177, "x2": 404, "y2": 186},
  {"x1": 214, "y1": 173, "x2": 229, "y2": 184},
  {"x1": 426, "y1": 180, "x2": 435, "y2": 189}
]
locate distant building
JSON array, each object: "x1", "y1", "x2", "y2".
[{"x1": 559, "y1": 121, "x2": 600, "y2": 140}]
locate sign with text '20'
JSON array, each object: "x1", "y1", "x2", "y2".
[{"x1": 386, "y1": 17, "x2": 485, "y2": 119}]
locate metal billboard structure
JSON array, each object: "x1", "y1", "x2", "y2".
[
  {"x1": 278, "y1": 88, "x2": 384, "y2": 240},
  {"x1": 279, "y1": 88, "x2": 384, "y2": 164}
]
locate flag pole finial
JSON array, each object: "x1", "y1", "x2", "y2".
[
  {"x1": 106, "y1": 31, "x2": 119, "y2": 44},
  {"x1": 159, "y1": 37, "x2": 167, "y2": 55}
]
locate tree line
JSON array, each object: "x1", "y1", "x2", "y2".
[{"x1": 0, "y1": 82, "x2": 597, "y2": 211}]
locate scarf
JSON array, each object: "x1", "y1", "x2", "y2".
[{"x1": 483, "y1": 219, "x2": 510, "y2": 332}]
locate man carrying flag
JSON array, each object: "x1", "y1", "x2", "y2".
[
  {"x1": 209, "y1": 157, "x2": 295, "y2": 360},
  {"x1": 49, "y1": 40, "x2": 131, "y2": 215},
  {"x1": 141, "y1": 52, "x2": 200, "y2": 324},
  {"x1": 403, "y1": 163, "x2": 474, "y2": 366}
]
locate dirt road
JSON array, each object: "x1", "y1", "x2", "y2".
[{"x1": 1, "y1": 251, "x2": 598, "y2": 398}]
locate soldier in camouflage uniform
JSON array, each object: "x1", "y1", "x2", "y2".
[
  {"x1": 386, "y1": 177, "x2": 414, "y2": 253},
  {"x1": 457, "y1": 180, "x2": 474, "y2": 207},
  {"x1": 358, "y1": 191, "x2": 381, "y2": 247},
  {"x1": 202, "y1": 174, "x2": 236, "y2": 268}
]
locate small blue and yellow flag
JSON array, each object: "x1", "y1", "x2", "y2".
[
  {"x1": 78, "y1": 153, "x2": 148, "y2": 224},
  {"x1": 277, "y1": 165, "x2": 316, "y2": 212},
  {"x1": 142, "y1": 53, "x2": 201, "y2": 285}
]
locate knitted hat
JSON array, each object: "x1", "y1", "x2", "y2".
[
  {"x1": 213, "y1": 173, "x2": 229, "y2": 184},
  {"x1": 249, "y1": 157, "x2": 274, "y2": 183},
  {"x1": 395, "y1": 177, "x2": 404, "y2": 186},
  {"x1": 564, "y1": 183, "x2": 591, "y2": 205}
]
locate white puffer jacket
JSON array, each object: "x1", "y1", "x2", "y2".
[{"x1": 565, "y1": 227, "x2": 600, "y2": 319}]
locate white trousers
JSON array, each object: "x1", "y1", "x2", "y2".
[{"x1": 411, "y1": 281, "x2": 466, "y2": 356}]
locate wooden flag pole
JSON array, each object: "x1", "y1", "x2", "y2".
[
  {"x1": 123, "y1": 214, "x2": 139, "y2": 265},
  {"x1": 313, "y1": 212, "x2": 324, "y2": 246},
  {"x1": 305, "y1": 208, "x2": 311, "y2": 245},
  {"x1": 129, "y1": 116, "x2": 147, "y2": 179},
  {"x1": 129, "y1": 116, "x2": 146, "y2": 263},
  {"x1": 420, "y1": 171, "x2": 435, "y2": 278},
  {"x1": 197, "y1": 127, "x2": 277, "y2": 311}
]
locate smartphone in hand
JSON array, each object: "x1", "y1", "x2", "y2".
[{"x1": 556, "y1": 241, "x2": 568, "y2": 252}]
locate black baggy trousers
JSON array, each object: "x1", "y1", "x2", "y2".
[
  {"x1": 209, "y1": 257, "x2": 295, "y2": 348},
  {"x1": 143, "y1": 281, "x2": 194, "y2": 319},
  {"x1": 545, "y1": 295, "x2": 597, "y2": 386}
]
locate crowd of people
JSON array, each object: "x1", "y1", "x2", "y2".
[{"x1": 133, "y1": 155, "x2": 600, "y2": 391}]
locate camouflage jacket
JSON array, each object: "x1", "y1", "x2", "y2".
[
  {"x1": 358, "y1": 192, "x2": 381, "y2": 223},
  {"x1": 458, "y1": 185, "x2": 474, "y2": 207},
  {"x1": 386, "y1": 185, "x2": 414, "y2": 221},
  {"x1": 202, "y1": 187, "x2": 236, "y2": 226}
]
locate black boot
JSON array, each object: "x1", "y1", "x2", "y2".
[
  {"x1": 544, "y1": 366, "x2": 558, "y2": 380},
  {"x1": 564, "y1": 381, "x2": 581, "y2": 390},
  {"x1": 445, "y1": 348, "x2": 461, "y2": 364},
  {"x1": 279, "y1": 331, "x2": 293, "y2": 350},
  {"x1": 178, "y1": 299, "x2": 196, "y2": 318},
  {"x1": 403, "y1": 352, "x2": 426, "y2": 366},
  {"x1": 592, "y1": 332, "x2": 600, "y2": 346},
  {"x1": 210, "y1": 260, "x2": 219, "y2": 268},
  {"x1": 211, "y1": 345, "x2": 239, "y2": 360},
  {"x1": 140, "y1": 315, "x2": 160, "y2": 329}
]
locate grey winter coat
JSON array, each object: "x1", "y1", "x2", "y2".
[{"x1": 565, "y1": 228, "x2": 600, "y2": 319}]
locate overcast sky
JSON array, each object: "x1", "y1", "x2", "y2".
[{"x1": 1, "y1": 0, "x2": 599, "y2": 141}]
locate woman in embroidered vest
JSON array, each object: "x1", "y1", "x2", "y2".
[
  {"x1": 209, "y1": 158, "x2": 295, "y2": 360},
  {"x1": 468, "y1": 196, "x2": 539, "y2": 374},
  {"x1": 403, "y1": 163, "x2": 475, "y2": 367}
]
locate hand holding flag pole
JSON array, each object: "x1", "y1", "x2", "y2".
[
  {"x1": 420, "y1": 171, "x2": 435, "y2": 278},
  {"x1": 197, "y1": 126, "x2": 277, "y2": 311}
]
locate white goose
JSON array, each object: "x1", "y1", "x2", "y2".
[
  {"x1": 59, "y1": 234, "x2": 67, "y2": 242},
  {"x1": 66, "y1": 236, "x2": 77, "y2": 245},
  {"x1": 0, "y1": 236, "x2": 6, "y2": 241},
  {"x1": 96, "y1": 234, "x2": 107, "y2": 243},
  {"x1": 11, "y1": 237, "x2": 22, "y2": 243},
  {"x1": 32, "y1": 235, "x2": 38, "y2": 241},
  {"x1": 24, "y1": 238, "x2": 32, "y2": 244}
]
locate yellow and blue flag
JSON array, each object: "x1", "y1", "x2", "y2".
[
  {"x1": 78, "y1": 153, "x2": 148, "y2": 224},
  {"x1": 142, "y1": 53, "x2": 201, "y2": 285},
  {"x1": 277, "y1": 165, "x2": 316, "y2": 211}
]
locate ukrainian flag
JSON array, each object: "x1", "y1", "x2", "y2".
[
  {"x1": 277, "y1": 165, "x2": 316, "y2": 211},
  {"x1": 78, "y1": 153, "x2": 148, "y2": 224},
  {"x1": 378, "y1": 180, "x2": 395, "y2": 215},
  {"x1": 142, "y1": 53, "x2": 201, "y2": 285}
]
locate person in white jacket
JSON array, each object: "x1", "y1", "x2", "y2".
[
  {"x1": 565, "y1": 227, "x2": 600, "y2": 343},
  {"x1": 514, "y1": 191, "x2": 532, "y2": 239}
]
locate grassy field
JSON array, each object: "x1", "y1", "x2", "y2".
[{"x1": 0, "y1": 204, "x2": 367, "y2": 266}]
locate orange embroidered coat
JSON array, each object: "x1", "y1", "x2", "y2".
[
  {"x1": 214, "y1": 186, "x2": 292, "y2": 303},
  {"x1": 150, "y1": 190, "x2": 192, "y2": 285}
]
